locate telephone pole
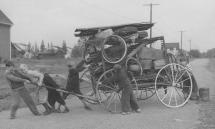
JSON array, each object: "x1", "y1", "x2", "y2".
[
  {"x1": 179, "y1": 30, "x2": 185, "y2": 51},
  {"x1": 144, "y1": 3, "x2": 159, "y2": 39},
  {"x1": 189, "y1": 40, "x2": 191, "y2": 52}
]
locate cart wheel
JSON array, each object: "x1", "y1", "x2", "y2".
[
  {"x1": 96, "y1": 69, "x2": 121, "y2": 113},
  {"x1": 136, "y1": 81, "x2": 156, "y2": 100},
  {"x1": 155, "y1": 63, "x2": 193, "y2": 108},
  {"x1": 79, "y1": 69, "x2": 96, "y2": 97},
  {"x1": 102, "y1": 35, "x2": 127, "y2": 64}
]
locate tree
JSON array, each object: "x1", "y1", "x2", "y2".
[
  {"x1": 206, "y1": 48, "x2": 215, "y2": 58},
  {"x1": 50, "y1": 42, "x2": 55, "y2": 53},
  {"x1": 34, "y1": 43, "x2": 39, "y2": 53},
  {"x1": 47, "y1": 42, "x2": 50, "y2": 50},
  {"x1": 40, "y1": 40, "x2": 45, "y2": 52},
  {"x1": 189, "y1": 49, "x2": 201, "y2": 58},
  {"x1": 62, "y1": 40, "x2": 67, "y2": 54},
  {"x1": 27, "y1": 42, "x2": 31, "y2": 52},
  {"x1": 71, "y1": 44, "x2": 82, "y2": 57}
]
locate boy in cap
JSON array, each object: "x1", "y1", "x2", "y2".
[
  {"x1": 58, "y1": 60, "x2": 91, "y2": 110},
  {"x1": 5, "y1": 61, "x2": 41, "y2": 119},
  {"x1": 111, "y1": 64, "x2": 141, "y2": 115},
  {"x1": 19, "y1": 64, "x2": 69, "y2": 115}
]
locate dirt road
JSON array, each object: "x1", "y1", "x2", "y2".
[
  {"x1": 1, "y1": 59, "x2": 212, "y2": 129},
  {"x1": 191, "y1": 59, "x2": 215, "y2": 129}
]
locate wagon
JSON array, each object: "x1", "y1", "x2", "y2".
[{"x1": 75, "y1": 22, "x2": 193, "y2": 113}]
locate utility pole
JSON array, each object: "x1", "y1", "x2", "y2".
[
  {"x1": 189, "y1": 40, "x2": 191, "y2": 52},
  {"x1": 179, "y1": 30, "x2": 185, "y2": 51},
  {"x1": 144, "y1": 3, "x2": 159, "y2": 39}
]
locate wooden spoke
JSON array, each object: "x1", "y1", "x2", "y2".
[
  {"x1": 169, "y1": 88, "x2": 174, "y2": 105},
  {"x1": 176, "y1": 70, "x2": 186, "y2": 83},
  {"x1": 174, "y1": 88, "x2": 178, "y2": 106},
  {"x1": 99, "y1": 83, "x2": 116, "y2": 91},
  {"x1": 164, "y1": 68, "x2": 172, "y2": 82},
  {"x1": 177, "y1": 77, "x2": 190, "y2": 84}
]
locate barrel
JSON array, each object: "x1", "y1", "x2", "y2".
[{"x1": 199, "y1": 88, "x2": 210, "y2": 101}]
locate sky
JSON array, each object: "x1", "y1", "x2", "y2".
[{"x1": 0, "y1": 0, "x2": 215, "y2": 52}]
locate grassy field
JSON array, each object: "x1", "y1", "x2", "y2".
[{"x1": 0, "y1": 57, "x2": 84, "y2": 112}]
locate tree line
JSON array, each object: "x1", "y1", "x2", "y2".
[
  {"x1": 189, "y1": 48, "x2": 215, "y2": 58},
  {"x1": 26, "y1": 40, "x2": 83, "y2": 58}
]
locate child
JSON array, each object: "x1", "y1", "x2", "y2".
[
  {"x1": 59, "y1": 61, "x2": 91, "y2": 110},
  {"x1": 112, "y1": 64, "x2": 141, "y2": 115},
  {"x1": 5, "y1": 61, "x2": 41, "y2": 119},
  {"x1": 19, "y1": 64, "x2": 69, "y2": 115}
]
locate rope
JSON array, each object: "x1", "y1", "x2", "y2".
[{"x1": 37, "y1": 84, "x2": 100, "y2": 104}]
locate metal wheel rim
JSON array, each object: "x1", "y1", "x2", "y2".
[
  {"x1": 96, "y1": 69, "x2": 121, "y2": 113},
  {"x1": 155, "y1": 63, "x2": 193, "y2": 108},
  {"x1": 102, "y1": 35, "x2": 127, "y2": 64}
]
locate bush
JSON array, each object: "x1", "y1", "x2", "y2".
[{"x1": 71, "y1": 45, "x2": 83, "y2": 58}]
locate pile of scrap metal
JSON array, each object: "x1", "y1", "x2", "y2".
[{"x1": 75, "y1": 22, "x2": 165, "y2": 65}]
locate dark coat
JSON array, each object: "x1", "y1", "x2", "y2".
[{"x1": 66, "y1": 68, "x2": 81, "y2": 94}]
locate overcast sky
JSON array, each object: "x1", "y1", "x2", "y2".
[{"x1": 0, "y1": 0, "x2": 215, "y2": 52}]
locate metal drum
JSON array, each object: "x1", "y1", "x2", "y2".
[{"x1": 199, "y1": 88, "x2": 210, "y2": 101}]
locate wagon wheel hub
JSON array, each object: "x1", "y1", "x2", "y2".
[{"x1": 172, "y1": 82, "x2": 178, "y2": 87}]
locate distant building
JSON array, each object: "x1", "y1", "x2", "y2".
[
  {"x1": 165, "y1": 42, "x2": 180, "y2": 50},
  {"x1": 0, "y1": 10, "x2": 13, "y2": 60}
]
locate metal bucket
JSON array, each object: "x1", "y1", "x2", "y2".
[{"x1": 199, "y1": 88, "x2": 210, "y2": 101}]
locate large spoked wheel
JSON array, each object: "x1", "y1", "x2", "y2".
[
  {"x1": 126, "y1": 57, "x2": 155, "y2": 100},
  {"x1": 96, "y1": 69, "x2": 121, "y2": 113},
  {"x1": 96, "y1": 69, "x2": 137, "y2": 113},
  {"x1": 102, "y1": 35, "x2": 127, "y2": 64},
  {"x1": 79, "y1": 69, "x2": 96, "y2": 97},
  {"x1": 155, "y1": 63, "x2": 193, "y2": 108},
  {"x1": 136, "y1": 81, "x2": 156, "y2": 100}
]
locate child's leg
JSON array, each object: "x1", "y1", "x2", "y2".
[
  {"x1": 55, "y1": 91, "x2": 69, "y2": 112},
  {"x1": 47, "y1": 90, "x2": 56, "y2": 108},
  {"x1": 10, "y1": 90, "x2": 21, "y2": 119},
  {"x1": 121, "y1": 88, "x2": 131, "y2": 113},
  {"x1": 18, "y1": 87, "x2": 40, "y2": 115},
  {"x1": 130, "y1": 91, "x2": 140, "y2": 112}
]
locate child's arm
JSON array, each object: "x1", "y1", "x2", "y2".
[
  {"x1": 76, "y1": 60, "x2": 86, "y2": 72},
  {"x1": 14, "y1": 69, "x2": 32, "y2": 82},
  {"x1": 5, "y1": 71, "x2": 27, "y2": 82}
]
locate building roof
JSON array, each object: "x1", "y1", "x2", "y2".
[
  {"x1": 165, "y1": 43, "x2": 180, "y2": 50},
  {"x1": 0, "y1": 10, "x2": 13, "y2": 26}
]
